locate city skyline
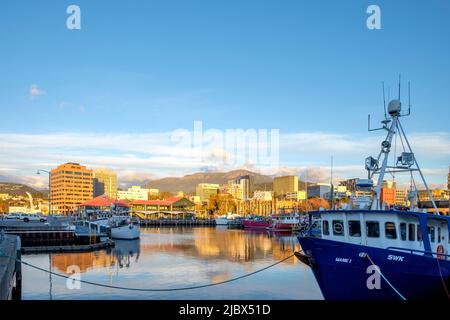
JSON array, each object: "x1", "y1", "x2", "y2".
[{"x1": 0, "y1": 1, "x2": 449, "y2": 189}]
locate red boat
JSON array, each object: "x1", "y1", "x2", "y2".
[
  {"x1": 267, "y1": 213, "x2": 300, "y2": 231},
  {"x1": 242, "y1": 217, "x2": 270, "y2": 229}
]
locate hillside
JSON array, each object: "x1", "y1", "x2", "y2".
[{"x1": 0, "y1": 182, "x2": 45, "y2": 197}]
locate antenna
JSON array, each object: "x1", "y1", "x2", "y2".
[
  {"x1": 382, "y1": 82, "x2": 387, "y2": 119},
  {"x1": 398, "y1": 74, "x2": 401, "y2": 100},
  {"x1": 408, "y1": 81, "x2": 411, "y2": 115}
]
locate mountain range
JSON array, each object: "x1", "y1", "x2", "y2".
[{"x1": 143, "y1": 169, "x2": 308, "y2": 194}]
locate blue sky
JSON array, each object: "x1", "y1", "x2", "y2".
[{"x1": 0, "y1": 0, "x2": 449, "y2": 189}]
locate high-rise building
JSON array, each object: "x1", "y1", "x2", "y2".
[
  {"x1": 50, "y1": 162, "x2": 93, "y2": 215},
  {"x1": 117, "y1": 186, "x2": 150, "y2": 201},
  {"x1": 273, "y1": 176, "x2": 298, "y2": 198},
  {"x1": 307, "y1": 183, "x2": 331, "y2": 199},
  {"x1": 236, "y1": 175, "x2": 252, "y2": 200},
  {"x1": 93, "y1": 168, "x2": 118, "y2": 199},
  {"x1": 196, "y1": 183, "x2": 219, "y2": 202}
]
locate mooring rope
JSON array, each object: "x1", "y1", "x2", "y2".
[
  {"x1": 435, "y1": 255, "x2": 450, "y2": 299},
  {"x1": 365, "y1": 253, "x2": 407, "y2": 300},
  {"x1": 0, "y1": 252, "x2": 296, "y2": 292}
]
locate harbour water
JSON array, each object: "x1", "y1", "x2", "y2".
[{"x1": 21, "y1": 227, "x2": 323, "y2": 300}]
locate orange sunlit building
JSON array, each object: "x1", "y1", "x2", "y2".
[
  {"x1": 380, "y1": 187, "x2": 396, "y2": 206},
  {"x1": 50, "y1": 162, "x2": 93, "y2": 215}
]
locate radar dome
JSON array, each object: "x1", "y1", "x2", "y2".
[{"x1": 388, "y1": 99, "x2": 401, "y2": 115}]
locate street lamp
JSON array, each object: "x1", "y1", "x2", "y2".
[{"x1": 36, "y1": 169, "x2": 51, "y2": 215}]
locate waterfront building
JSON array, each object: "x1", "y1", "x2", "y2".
[
  {"x1": 395, "y1": 188, "x2": 408, "y2": 206},
  {"x1": 149, "y1": 189, "x2": 159, "y2": 196},
  {"x1": 130, "y1": 197, "x2": 196, "y2": 219},
  {"x1": 273, "y1": 176, "x2": 298, "y2": 198},
  {"x1": 380, "y1": 188, "x2": 396, "y2": 206},
  {"x1": 93, "y1": 168, "x2": 118, "y2": 199},
  {"x1": 418, "y1": 189, "x2": 449, "y2": 202},
  {"x1": 0, "y1": 193, "x2": 9, "y2": 200},
  {"x1": 307, "y1": 183, "x2": 331, "y2": 199},
  {"x1": 286, "y1": 190, "x2": 307, "y2": 201},
  {"x1": 78, "y1": 195, "x2": 129, "y2": 219},
  {"x1": 50, "y1": 162, "x2": 93, "y2": 215},
  {"x1": 221, "y1": 182, "x2": 244, "y2": 200},
  {"x1": 196, "y1": 183, "x2": 220, "y2": 203},
  {"x1": 117, "y1": 186, "x2": 151, "y2": 201},
  {"x1": 339, "y1": 178, "x2": 359, "y2": 192},
  {"x1": 253, "y1": 190, "x2": 273, "y2": 201},
  {"x1": 189, "y1": 195, "x2": 201, "y2": 204}
]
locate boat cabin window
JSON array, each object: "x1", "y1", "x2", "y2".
[
  {"x1": 323, "y1": 220, "x2": 330, "y2": 235},
  {"x1": 427, "y1": 226, "x2": 436, "y2": 243},
  {"x1": 332, "y1": 220, "x2": 344, "y2": 236},
  {"x1": 408, "y1": 224, "x2": 416, "y2": 241},
  {"x1": 366, "y1": 221, "x2": 380, "y2": 238},
  {"x1": 385, "y1": 222, "x2": 397, "y2": 239},
  {"x1": 438, "y1": 227, "x2": 442, "y2": 243},
  {"x1": 400, "y1": 223, "x2": 407, "y2": 241},
  {"x1": 417, "y1": 227, "x2": 423, "y2": 242},
  {"x1": 348, "y1": 220, "x2": 361, "y2": 237}
]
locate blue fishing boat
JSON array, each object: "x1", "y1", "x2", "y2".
[{"x1": 296, "y1": 79, "x2": 450, "y2": 300}]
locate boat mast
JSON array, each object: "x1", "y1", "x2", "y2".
[{"x1": 366, "y1": 78, "x2": 439, "y2": 214}]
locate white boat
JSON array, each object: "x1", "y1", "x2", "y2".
[
  {"x1": 87, "y1": 210, "x2": 141, "y2": 240},
  {"x1": 215, "y1": 213, "x2": 242, "y2": 226}
]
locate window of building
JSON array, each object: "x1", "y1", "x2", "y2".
[
  {"x1": 366, "y1": 221, "x2": 380, "y2": 238},
  {"x1": 332, "y1": 220, "x2": 344, "y2": 236},
  {"x1": 385, "y1": 222, "x2": 397, "y2": 239},
  {"x1": 408, "y1": 224, "x2": 416, "y2": 241},
  {"x1": 322, "y1": 220, "x2": 330, "y2": 235},
  {"x1": 400, "y1": 223, "x2": 407, "y2": 241},
  {"x1": 348, "y1": 220, "x2": 361, "y2": 237}
]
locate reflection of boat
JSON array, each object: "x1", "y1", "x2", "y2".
[
  {"x1": 296, "y1": 84, "x2": 450, "y2": 300},
  {"x1": 112, "y1": 239, "x2": 141, "y2": 268},
  {"x1": 267, "y1": 213, "x2": 299, "y2": 231},
  {"x1": 243, "y1": 216, "x2": 271, "y2": 229}
]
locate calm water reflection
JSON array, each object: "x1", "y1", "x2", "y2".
[{"x1": 22, "y1": 227, "x2": 323, "y2": 300}]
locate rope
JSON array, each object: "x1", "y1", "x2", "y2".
[
  {"x1": 0, "y1": 252, "x2": 296, "y2": 292},
  {"x1": 435, "y1": 255, "x2": 450, "y2": 299},
  {"x1": 365, "y1": 253, "x2": 407, "y2": 300}
]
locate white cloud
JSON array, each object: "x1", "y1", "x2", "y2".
[
  {"x1": 29, "y1": 84, "x2": 45, "y2": 99},
  {"x1": 0, "y1": 130, "x2": 448, "y2": 189}
]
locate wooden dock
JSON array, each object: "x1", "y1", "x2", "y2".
[
  {"x1": 0, "y1": 234, "x2": 21, "y2": 300},
  {"x1": 140, "y1": 218, "x2": 216, "y2": 227}
]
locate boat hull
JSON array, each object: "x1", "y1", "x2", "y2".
[
  {"x1": 111, "y1": 224, "x2": 140, "y2": 240},
  {"x1": 297, "y1": 236, "x2": 450, "y2": 300},
  {"x1": 243, "y1": 220, "x2": 270, "y2": 229}
]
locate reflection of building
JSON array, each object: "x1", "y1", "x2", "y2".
[
  {"x1": 273, "y1": 176, "x2": 298, "y2": 198},
  {"x1": 50, "y1": 162, "x2": 93, "y2": 215},
  {"x1": 117, "y1": 186, "x2": 150, "y2": 201},
  {"x1": 196, "y1": 183, "x2": 219, "y2": 203},
  {"x1": 93, "y1": 168, "x2": 118, "y2": 199}
]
